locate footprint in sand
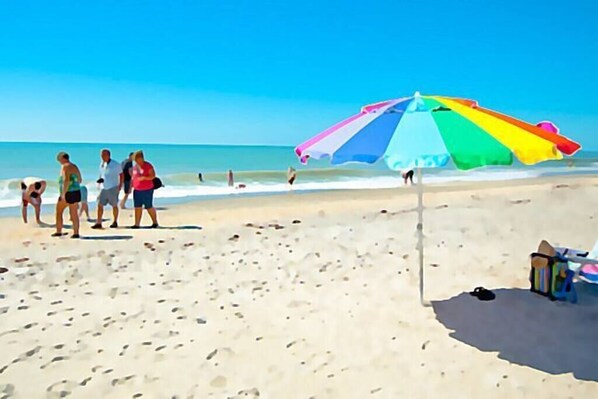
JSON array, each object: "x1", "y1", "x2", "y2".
[
  {"x1": 46, "y1": 379, "x2": 80, "y2": 397},
  {"x1": 210, "y1": 376, "x2": 227, "y2": 388},
  {"x1": 206, "y1": 349, "x2": 218, "y2": 360},
  {"x1": 143, "y1": 242, "x2": 156, "y2": 252},
  {"x1": 245, "y1": 223, "x2": 265, "y2": 229},
  {"x1": 0, "y1": 384, "x2": 15, "y2": 396},
  {"x1": 80, "y1": 376, "x2": 92, "y2": 386},
  {"x1": 509, "y1": 199, "x2": 531, "y2": 205},
  {"x1": 118, "y1": 344, "x2": 130, "y2": 356},
  {"x1": 55, "y1": 256, "x2": 79, "y2": 263},
  {"x1": 0, "y1": 345, "x2": 42, "y2": 374},
  {"x1": 111, "y1": 374, "x2": 135, "y2": 386},
  {"x1": 233, "y1": 388, "x2": 260, "y2": 398}
]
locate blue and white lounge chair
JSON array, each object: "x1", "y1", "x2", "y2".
[
  {"x1": 558, "y1": 240, "x2": 598, "y2": 284},
  {"x1": 573, "y1": 241, "x2": 598, "y2": 284}
]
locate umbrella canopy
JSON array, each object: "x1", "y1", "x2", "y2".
[
  {"x1": 295, "y1": 92, "x2": 580, "y2": 171},
  {"x1": 295, "y1": 92, "x2": 581, "y2": 305}
]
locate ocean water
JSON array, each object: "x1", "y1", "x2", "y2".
[{"x1": 0, "y1": 142, "x2": 596, "y2": 211}]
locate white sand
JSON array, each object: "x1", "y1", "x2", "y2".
[{"x1": 0, "y1": 176, "x2": 597, "y2": 398}]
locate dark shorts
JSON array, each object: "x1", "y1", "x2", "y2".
[
  {"x1": 62, "y1": 190, "x2": 81, "y2": 204},
  {"x1": 123, "y1": 180, "x2": 132, "y2": 194},
  {"x1": 133, "y1": 189, "x2": 154, "y2": 209}
]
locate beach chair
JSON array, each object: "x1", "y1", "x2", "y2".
[
  {"x1": 567, "y1": 240, "x2": 598, "y2": 284},
  {"x1": 530, "y1": 240, "x2": 577, "y2": 303}
]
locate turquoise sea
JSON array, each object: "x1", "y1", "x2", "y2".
[{"x1": 0, "y1": 142, "x2": 596, "y2": 211}]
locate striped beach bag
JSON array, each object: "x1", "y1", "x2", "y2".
[
  {"x1": 529, "y1": 240, "x2": 576, "y2": 302},
  {"x1": 530, "y1": 255, "x2": 552, "y2": 297},
  {"x1": 530, "y1": 253, "x2": 572, "y2": 301},
  {"x1": 529, "y1": 254, "x2": 566, "y2": 300}
]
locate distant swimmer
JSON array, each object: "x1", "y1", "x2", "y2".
[
  {"x1": 227, "y1": 169, "x2": 234, "y2": 187},
  {"x1": 402, "y1": 170, "x2": 414, "y2": 185},
  {"x1": 287, "y1": 167, "x2": 297, "y2": 186},
  {"x1": 20, "y1": 177, "x2": 47, "y2": 224},
  {"x1": 198, "y1": 172, "x2": 204, "y2": 183}
]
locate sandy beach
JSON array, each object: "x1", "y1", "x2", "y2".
[{"x1": 0, "y1": 176, "x2": 597, "y2": 398}]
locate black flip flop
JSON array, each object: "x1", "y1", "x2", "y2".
[{"x1": 469, "y1": 286, "x2": 496, "y2": 301}]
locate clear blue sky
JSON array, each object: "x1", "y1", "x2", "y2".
[{"x1": 0, "y1": 0, "x2": 596, "y2": 148}]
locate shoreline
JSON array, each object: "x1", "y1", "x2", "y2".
[{"x1": 3, "y1": 173, "x2": 597, "y2": 220}]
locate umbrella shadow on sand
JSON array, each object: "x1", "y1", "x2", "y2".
[{"x1": 433, "y1": 285, "x2": 598, "y2": 381}]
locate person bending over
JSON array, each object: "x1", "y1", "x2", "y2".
[
  {"x1": 402, "y1": 170, "x2": 414, "y2": 185},
  {"x1": 21, "y1": 177, "x2": 46, "y2": 224}
]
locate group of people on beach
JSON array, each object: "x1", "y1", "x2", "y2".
[
  {"x1": 20, "y1": 149, "x2": 159, "y2": 238},
  {"x1": 21, "y1": 151, "x2": 299, "y2": 238},
  {"x1": 21, "y1": 152, "x2": 409, "y2": 238}
]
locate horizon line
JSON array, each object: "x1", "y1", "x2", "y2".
[{"x1": 0, "y1": 139, "x2": 295, "y2": 148}]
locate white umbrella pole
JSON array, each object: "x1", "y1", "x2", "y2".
[{"x1": 416, "y1": 168, "x2": 430, "y2": 306}]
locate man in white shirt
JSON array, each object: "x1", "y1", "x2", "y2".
[{"x1": 92, "y1": 149, "x2": 123, "y2": 229}]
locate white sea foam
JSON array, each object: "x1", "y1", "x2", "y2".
[{"x1": 1, "y1": 164, "x2": 595, "y2": 210}]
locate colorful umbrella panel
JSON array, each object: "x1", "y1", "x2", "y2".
[{"x1": 295, "y1": 93, "x2": 581, "y2": 171}]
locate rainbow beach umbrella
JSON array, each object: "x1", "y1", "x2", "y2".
[{"x1": 295, "y1": 92, "x2": 581, "y2": 305}]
